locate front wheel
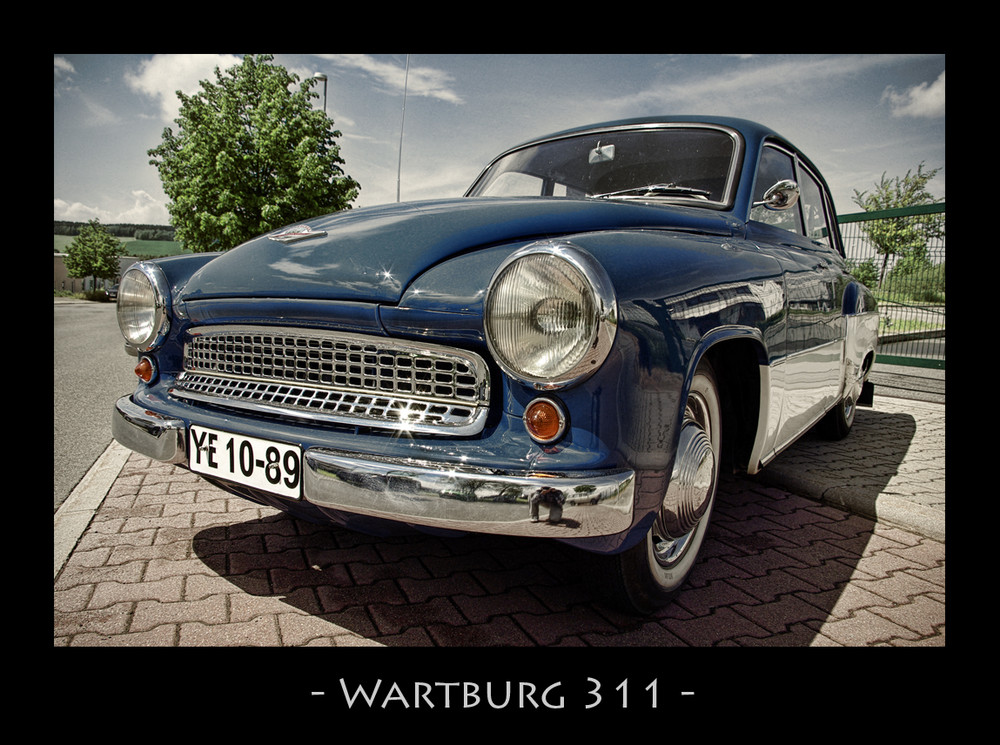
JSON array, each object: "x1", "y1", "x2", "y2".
[{"x1": 600, "y1": 359, "x2": 722, "y2": 614}]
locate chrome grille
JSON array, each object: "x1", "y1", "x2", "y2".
[{"x1": 172, "y1": 325, "x2": 490, "y2": 435}]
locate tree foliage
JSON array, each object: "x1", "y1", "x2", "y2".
[
  {"x1": 845, "y1": 257, "x2": 879, "y2": 290},
  {"x1": 55, "y1": 221, "x2": 174, "y2": 239},
  {"x1": 64, "y1": 219, "x2": 125, "y2": 286},
  {"x1": 851, "y1": 162, "x2": 944, "y2": 289},
  {"x1": 148, "y1": 54, "x2": 360, "y2": 253}
]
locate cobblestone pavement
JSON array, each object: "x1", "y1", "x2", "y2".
[
  {"x1": 54, "y1": 396, "x2": 944, "y2": 650},
  {"x1": 761, "y1": 395, "x2": 945, "y2": 543}
]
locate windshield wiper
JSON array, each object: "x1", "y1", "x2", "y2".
[{"x1": 590, "y1": 183, "x2": 712, "y2": 200}]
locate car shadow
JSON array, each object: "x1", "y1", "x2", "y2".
[
  {"x1": 190, "y1": 406, "x2": 922, "y2": 646},
  {"x1": 757, "y1": 404, "x2": 920, "y2": 521}
]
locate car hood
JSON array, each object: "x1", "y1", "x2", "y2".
[{"x1": 179, "y1": 197, "x2": 739, "y2": 304}]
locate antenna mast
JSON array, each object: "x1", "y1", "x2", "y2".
[{"x1": 396, "y1": 54, "x2": 410, "y2": 202}]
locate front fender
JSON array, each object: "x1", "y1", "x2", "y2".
[{"x1": 145, "y1": 252, "x2": 223, "y2": 296}]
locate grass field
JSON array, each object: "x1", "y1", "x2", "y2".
[{"x1": 54, "y1": 235, "x2": 185, "y2": 257}]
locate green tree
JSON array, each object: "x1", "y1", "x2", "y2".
[
  {"x1": 64, "y1": 219, "x2": 124, "y2": 291},
  {"x1": 846, "y1": 257, "x2": 879, "y2": 290},
  {"x1": 851, "y1": 162, "x2": 944, "y2": 289},
  {"x1": 148, "y1": 54, "x2": 360, "y2": 253}
]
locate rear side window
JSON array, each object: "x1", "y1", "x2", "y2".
[{"x1": 798, "y1": 166, "x2": 831, "y2": 247}]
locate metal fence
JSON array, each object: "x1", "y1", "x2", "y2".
[{"x1": 838, "y1": 203, "x2": 945, "y2": 369}]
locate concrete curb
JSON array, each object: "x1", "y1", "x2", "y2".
[
  {"x1": 758, "y1": 394, "x2": 945, "y2": 543},
  {"x1": 759, "y1": 466, "x2": 945, "y2": 543},
  {"x1": 54, "y1": 440, "x2": 131, "y2": 579}
]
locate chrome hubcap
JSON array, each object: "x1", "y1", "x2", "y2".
[
  {"x1": 843, "y1": 396, "x2": 855, "y2": 424},
  {"x1": 652, "y1": 391, "x2": 717, "y2": 568}
]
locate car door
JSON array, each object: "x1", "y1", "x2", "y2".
[{"x1": 747, "y1": 142, "x2": 845, "y2": 457}]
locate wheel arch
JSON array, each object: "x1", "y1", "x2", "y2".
[{"x1": 691, "y1": 330, "x2": 770, "y2": 476}]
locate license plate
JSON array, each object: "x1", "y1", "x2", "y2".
[{"x1": 189, "y1": 425, "x2": 302, "y2": 499}]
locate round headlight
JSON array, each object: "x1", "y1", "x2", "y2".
[
  {"x1": 485, "y1": 243, "x2": 616, "y2": 389},
  {"x1": 117, "y1": 262, "x2": 171, "y2": 351}
]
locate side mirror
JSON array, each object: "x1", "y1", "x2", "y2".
[{"x1": 754, "y1": 179, "x2": 800, "y2": 211}]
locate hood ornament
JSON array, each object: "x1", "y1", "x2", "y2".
[{"x1": 268, "y1": 224, "x2": 327, "y2": 243}]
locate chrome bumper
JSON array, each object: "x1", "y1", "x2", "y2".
[
  {"x1": 113, "y1": 395, "x2": 636, "y2": 538},
  {"x1": 112, "y1": 395, "x2": 187, "y2": 464}
]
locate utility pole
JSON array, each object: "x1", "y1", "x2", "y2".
[{"x1": 313, "y1": 72, "x2": 328, "y2": 113}]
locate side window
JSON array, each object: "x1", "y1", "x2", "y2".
[
  {"x1": 750, "y1": 145, "x2": 800, "y2": 233},
  {"x1": 798, "y1": 166, "x2": 832, "y2": 247}
]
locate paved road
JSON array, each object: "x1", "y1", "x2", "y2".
[{"x1": 54, "y1": 298, "x2": 135, "y2": 510}]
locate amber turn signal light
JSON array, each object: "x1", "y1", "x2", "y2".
[
  {"x1": 524, "y1": 397, "x2": 566, "y2": 444},
  {"x1": 134, "y1": 356, "x2": 155, "y2": 383}
]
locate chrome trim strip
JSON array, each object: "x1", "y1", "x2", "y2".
[
  {"x1": 171, "y1": 379, "x2": 490, "y2": 436},
  {"x1": 112, "y1": 395, "x2": 186, "y2": 464},
  {"x1": 303, "y1": 449, "x2": 636, "y2": 538},
  {"x1": 746, "y1": 363, "x2": 772, "y2": 475}
]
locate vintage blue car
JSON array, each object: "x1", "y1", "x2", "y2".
[{"x1": 112, "y1": 116, "x2": 877, "y2": 613}]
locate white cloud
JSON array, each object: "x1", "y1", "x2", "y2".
[
  {"x1": 78, "y1": 95, "x2": 121, "y2": 126},
  {"x1": 118, "y1": 190, "x2": 170, "y2": 224},
  {"x1": 124, "y1": 53, "x2": 241, "y2": 122},
  {"x1": 54, "y1": 198, "x2": 111, "y2": 223},
  {"x1": 882, "y1": 71, "x2": 946, "y2": 118},
  {"x1": 321, "y1": 54, "x2": 464, "y2": 104},
  {"x1": 54, "y1": 191, "x2": 169, "y2": 225},
  {"x1": 613, "y1": 54, "x2": 913, "y2": 114},
  {"x1": 54, "y1": 56, "x2": 78, "y2": 100},
  {"x1": 54, "y1": 56, "x2": 75, "y2": 78}
]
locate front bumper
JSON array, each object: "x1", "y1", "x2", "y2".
[{"x1": 112, "y1": 395, "x2": 636, "y2": 539}]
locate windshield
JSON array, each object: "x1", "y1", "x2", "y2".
[{"x1": 467, "y1": 125, "x2": 741, "y2": 208}]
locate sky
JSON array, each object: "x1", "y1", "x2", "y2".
[{"x1": 53, "y1": 53, "x2": 945, "y2": 226}]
